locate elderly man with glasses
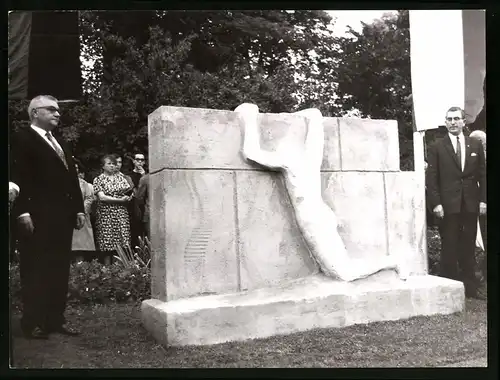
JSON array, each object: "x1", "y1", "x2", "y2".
[{"x1": 10, "y1": 95, "x2": 85, "y2": 339}]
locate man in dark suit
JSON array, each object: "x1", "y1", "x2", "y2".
[
  {"x1": 135, "y1": 173, "x2": 150, "y2": 238},
  {"x1": 426, "y1": 106, "x2": 487, "y2": 299},
  {"x1": 10, "y1": 95, "x2": 86, "y2": 339},
  {"x1": 128, "y1": 153, "x2": 147, "y2": 246}
]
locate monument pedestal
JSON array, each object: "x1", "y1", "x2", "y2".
[{"x1": 141, "y1": 272, "x2": 464, "y2": 347}]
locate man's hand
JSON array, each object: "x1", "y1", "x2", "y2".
[
  {"x1": 18, "y1": 215, "x2": 34, "y2": 235},
  {"x1": 433, "y1": 204, "x2": 444, "y2": 219},
  {"x1": 479, "y1": 202, "x2": 487, "y2": 216},
  {"x1": 75, "y1": 213, "x2": 86, "y2": 230}
]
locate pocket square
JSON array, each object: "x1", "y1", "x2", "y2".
[{"x1": 471, "y1": 153, "x2": 477, "y2": 157}]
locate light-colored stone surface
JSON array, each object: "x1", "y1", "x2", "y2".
[
  {"x1": 236, "y1": 170, "x2": 318, "y2": 291},
  {"x1": 150, "y1": 169, "x2": 239, "y2": 301},
  {"x1": 321, "y1": 117, "x2": 342, "y2": 171},
  {"x1": 145, "y1": 105, "x2": 439, "y2": 348},
  {"x1": 337, "y1": 117, "x2": 400, "y2": 171},
  {"x1": 149, "y1": 106, "x2": 317, "y2": 172},
  {"x1": 141, "y1": 273, "x2": 464, "y2": 346},
  {"x1": 149, "y1": 171, "x2": 167, "y2": 301},
  {"x1": 148, "y1": 106, "x2": 243, "y2": 172},
  {"x1": 148, "y1": 107, "x2": 396, "y2": 172},
  {"x1": 321, "y1": 172, "x2": 387, "y2": 260},
  {"x1": 384, "y1": 171, "x2": 428, "y2": 275}
]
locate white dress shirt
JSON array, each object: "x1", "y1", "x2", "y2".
[
  {"x1": 31, "y1": 124, "x2": 64, "y2": 153},
  {"x1": 448, "y1": 132, "x2": 465, "y2": 171},
  {"x1": 17, "y1": 125, "x2": 83, "y2": 219}
]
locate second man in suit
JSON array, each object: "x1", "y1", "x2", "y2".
[{"x1": 426, "y1": 106, "x2": 486, "y2": 299}]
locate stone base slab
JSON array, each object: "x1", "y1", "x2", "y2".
[{"x1": 141, "y1": 271, "x2": 464, "y2": 347}]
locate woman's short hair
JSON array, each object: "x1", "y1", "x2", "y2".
[{"x1": 100, "y1": 154, "x2": 117, "y2": 166}]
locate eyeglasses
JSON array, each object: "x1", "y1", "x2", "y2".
[
  {"x1": 446, "y1": 117, "x2": 462, "y2": 122},
  {"x1": 35, "y1": 106, "x2": 60, "y2": 113},
  {"x1": 135, "y1": 158, "x2": 145, "y2": 161}
]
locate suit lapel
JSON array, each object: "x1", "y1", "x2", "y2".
[
  {"x1": 26, "y1": 127, "x2": 69, "y2": 171},
  {"x1": 443, "y1": 134, "x2": 461, "y2": 170}
]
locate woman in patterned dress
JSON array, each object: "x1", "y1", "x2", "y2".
[{"x1": 93, "y1": 154, "x2": 133, "y2": 265}]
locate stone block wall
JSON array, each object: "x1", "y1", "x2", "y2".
[{"x1": 149, "y1": 106, "x2": 427, "y2": 302}]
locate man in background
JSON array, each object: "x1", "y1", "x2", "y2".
[
  {"x1": 126, "y1": 152, "x2": 147, "y2": 248},
  {"x1": 129, "y1": 152, "x2": 146, "y2": 189},
  {"x1": 135, "y1": 173, "x2": 150, "y2": 238},
  {"x1": 426, "y1": 106, "x2": 486, "y2": 300}
]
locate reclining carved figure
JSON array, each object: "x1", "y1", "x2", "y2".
[{"x1": 235, "y1": 103, "x2": 408, "y2": 282}]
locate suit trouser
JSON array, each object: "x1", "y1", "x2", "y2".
[
  {"x1": 129, "y1": 203, "x2": 144, "y2": 248},
  {"x1": 439, "y1": 206, "x2": 479, "y2": 293},
  {"x1": 18, "y1": 217, "x2": 73, "y2": 330},
  {"x1": 143, "y1": 219, "x2": 150, "y2": 239}
]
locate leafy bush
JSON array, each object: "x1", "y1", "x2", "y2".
[
  {"x1": 9, "y1": 260, "x2": 151, "y2": 311},
  {"x1": 114, "y1": 235, "x2": 151, "y2": 269},
  {"x1": 427, "y1": 226, "x2": 442, "y2": 275},
  {"x1": 68, "y1": 260, "x2": 151, "y2": 305}
]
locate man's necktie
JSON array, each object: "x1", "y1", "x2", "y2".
[
  {"x1": 46, "y1": 132, "x2": 68, "y2": 169},
  {"x1": 456, "y1": 136, "x2": 462, "y2": 171}
]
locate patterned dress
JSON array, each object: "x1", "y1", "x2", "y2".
[{"x1": 93, "y1": 173, "x2": 132, "y2": 251}]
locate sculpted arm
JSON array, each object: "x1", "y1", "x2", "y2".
[
  {"x1": 294, "y1": 108, "x2": 324, "y2": 170},
  {"x1": 236, "y1": 103, "x2": 286, "y2": 170}
]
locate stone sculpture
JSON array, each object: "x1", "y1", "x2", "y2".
[
  {"x1": 141, "y1": 105, "x2": 464, "y2": 347},
  {"x1": 235, "y1": 103, "x2": 408, "y2": 281}
]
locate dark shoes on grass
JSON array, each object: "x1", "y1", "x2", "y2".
[
  {"x1": 22, "y1": 326, "x2": 49, "y2": 340},
  {"x1": 22, "y1": 323, "x2": 81, "y2": 339},
  {"x1": 48, "y1": 323, "x2": 81, "y2": 336}
]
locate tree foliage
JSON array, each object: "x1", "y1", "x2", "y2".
[
  {"x1": 331, "y1": 10, "x2": 414, "y2": 170},
  {"x1": 74, "y1": 10, "x2": 337, "y2": 173},
  {"x1": 9, "y1": 10, "x2": 415, "y2": 174}
]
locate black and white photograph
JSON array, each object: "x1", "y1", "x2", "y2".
[{"x1": 7, "y1": 8, "x2": 488, "y2": 370}]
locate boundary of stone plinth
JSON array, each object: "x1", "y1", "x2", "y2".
[{"x1": 141, "y1": 273, "x2": 464, "y2": 347}]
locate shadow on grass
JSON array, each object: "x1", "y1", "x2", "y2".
[{"x1": 10, "y1": 298, "x2": 487, "y2": 368}]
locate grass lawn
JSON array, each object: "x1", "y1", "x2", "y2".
[{"x1": 10, "y1": 298, "x2": 487, "y2": 368}]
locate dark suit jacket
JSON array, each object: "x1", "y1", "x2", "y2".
[
  {"x1": 135, "y1": 173, "x2": 149, "y2": 223},
  {"x1": 10, "y1": 126, "x2": 84, "y2": 241},
  {"x1": 426, "y1": 134, "x2": 486, "y2": 215}
]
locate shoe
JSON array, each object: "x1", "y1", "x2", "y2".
[
  {"x1": 22, "y1": 326, "x2": 49, "y2": 340},
  {"x1": 48, "y1": 323, "x2": 81, "y2": 336}
]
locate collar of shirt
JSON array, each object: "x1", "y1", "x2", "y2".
[
  {"x1": 448, "y1": 132, "x2": 464, "y2": 147},
  {"x1": 30, "y1": 124, "x2": 50, "y2": 139},
  {"x1": 31, "y1": 124, "x2": 63, "y2": 152}
]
